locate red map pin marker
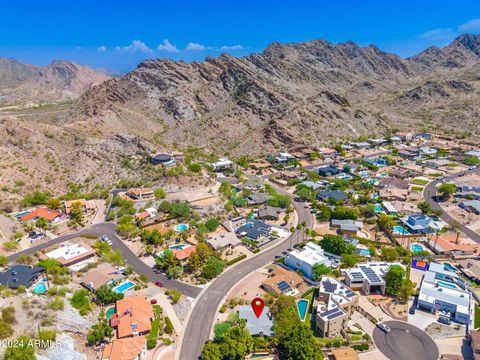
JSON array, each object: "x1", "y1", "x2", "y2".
[{"x1": 251, "y1": 297, "x2": 265, "y2": 319}]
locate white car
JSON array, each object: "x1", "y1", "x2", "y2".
[{"x1": 376, "y1": 322, "x2": 391, "y2": 333}]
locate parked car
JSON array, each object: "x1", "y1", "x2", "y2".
[
  {"x1": 438, "y1": 317, "x2": 451, "y2": 325},
  {"x1": 101, "y1": 234, "x2": 109, "y2": 242},
  {"x1": 376, "y1": 322, "x2": 391, "y2": 333},
  {"x1": 155, "y1": 281, "x2": 164, "y2": 288},
  {"x1": 409, "y1": 307, "x2": 415, "y2": 315},
  {"x1": 150, "y1": 299, "x2": 158, "y2": 305}
]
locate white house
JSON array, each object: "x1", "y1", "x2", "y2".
[
  {"x1": 284, "y1": 242, "x2": 332, "y2": 279},
  {"x1": 212, "y1": 158, "x2": 233, "y2": 172}
]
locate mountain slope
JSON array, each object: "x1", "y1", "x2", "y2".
[{"x1": 0, "y1": 58, "x2": 109, "y2": 105}]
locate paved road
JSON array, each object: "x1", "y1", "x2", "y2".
[
  {"x1": 423, "y1": 167, "x2": 480, "y2": 244},
  {"x1": 8, "y1": 222, "x2": 202, "y2": 298},
  {"x1": 179, "y1": 174, "x2": 314, "y2": 360},
  {"x1": 373, "y1": 321, "x2": 439, "y2": 360}
]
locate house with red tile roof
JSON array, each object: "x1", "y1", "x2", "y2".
[
  {"x1": 110, "y1": 296, "x2": 154, "y2": 338},
  {"x1": 101, "y1": 336, "x2": 146, "y2": 360},
  {"x1": 19, "y1": 207, "x2": 62, "y2": 222},
  {"x1": 173, "y1": 245, "x2": 196, "y2": 261}
]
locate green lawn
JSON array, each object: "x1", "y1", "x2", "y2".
[
  {"x1": 411, "y1": 178, "x2": 429, "y2": 186},
  {"x1": 411, "y1": 186, "x2": 424, "y2": 192},
  {"x1": 475, "y1": 305, "x2": 480, "y2": 329},
  {"x1": 147, "y1": 305, "x2": 163, "y2": 349}
]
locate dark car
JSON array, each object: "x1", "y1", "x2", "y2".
[
  {"x1": 150, "y1": 299, "x2": 158, "y2": 305},
  {"x1": 409, "y1": 307, "x2": 415, "y2": 315},
  {"x1": 155, "y1": 281, "x2": 164, "y2": 288},
  {"x1": 438, "y1": 317, "x2": 451, "y2": 325}
]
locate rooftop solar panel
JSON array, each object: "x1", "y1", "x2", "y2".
[
  {"x1": 327, "y1": 310, "x2": 344, "y2": 319},
  {"x1": 277, "y1": 281, "x2": 291, "y2": 291},
  {"x1": 320, "y1": 307, "x2": 340, "y2": 317}
]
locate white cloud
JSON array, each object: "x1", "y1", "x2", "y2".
[
  {"x1": 157, "y1": 39, "x2": 179, "y2": 52},
  {"x1": 459, "y1": 18, "x2": 480, "y2": 33},
  {"x1": 115, "y1": 40, "x2": 153, "y2": 54},
  {"x1": 417, "y1": 28, "x2": 456, "y2": 42},
  {"x1": 97, "y1": 46, "x2": 107, "y2": 52},
  {"x1": 186, "y1": 42, "x2": 206, "y2": 51},
  {"x1": 220, "y1": 44, "x2": 244, "y2": 51}
]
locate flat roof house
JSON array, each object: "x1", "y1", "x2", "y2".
[
  {"x1": 126, "y1": 188, "x2": 154, "y2": 201},
  {"x1": 275, "y1": 152, "x2": 295, "y2": 164},
  {"x1": 238, "y1": 305, "x2": 274, "y2": 336},
  {"x1": 101, "y1": 336, "x2": 146, "y2": 360},
  {"x1": 110, "y1": 296, "x2": 154, "y2": 338},
  {"x1": 151, "y1": 153, "x2": 175, "y2": 166},
  {"x1": 317, "y1": 190, "x2": 348, "y2": 202},
  {"x1": 400, "y1": 214, "x2": 434, "y2": 234},
  {"x1": 343, "y1": 262, "x2": 400, "y2": 295},
  {"x1": 417, "y1": 262, "x2": 473, "y2": 325},
  {"x1": 284, "y1": 242, "x2": 332, "y2": 279},
  {"x1": 207, "y1": 232, "x2": 241, "y2": 250},
  {"x1": 460, "y1": 200, "x2": 480, "y2": 215},
  {"x1": 212, "y1": 158, "x2": 233, "y2": 172},
  {"x1": 315, "y1": 276, "x2": 358, "y2": 338},
  {"x1": 331, "y1": 219, "x2": 363, "y2": 235},
  {"x1": 0, "y1": 265, "x2": 45, "y2": 289},
  {"x1": 41, "y1": 241, "x2": 96, "y2": 266}
]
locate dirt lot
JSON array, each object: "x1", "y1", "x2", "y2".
[{"x1": 227, "y1": 268, "x2": 269, "y2": 301}]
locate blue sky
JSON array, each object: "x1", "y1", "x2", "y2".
[{"x1": 2, "y1": 1, "x2": 480, "y2": 73}]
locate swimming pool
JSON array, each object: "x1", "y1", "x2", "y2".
[
  {"x1": 250, "y1": 354, "x2": 270, "y2": 359},
  {"x1": 393, "y1": 226, "x2": 411, "y2": 236},
  {"x1": 297, "y1": 299, "x2": 309, "y2": 322},
  {"x1": 359, "y1": 171, "x2": 370, "y2": 176},
  {"x1": 411, "y1": 243, "x2": 424, "y2": 253},
  {"x1": 358, "y1": 249, "x2": 371, "y2": 257},
  {"x1": 174, "y1": 223, "x2": 189, "y2": 232},
  {"x1": 443, "y1": 263, "x2": 458, "y2": 273},
  {"x1": 15, "y1": 211, "x2": 30, "y2": 218},
  {"x1": 367, "y1": 179, "x2": 379, "y2": 185},
  {"x1": 374, "y1": 205, "x2": 383, "y2": 213},
  {"x1": 33, "y1": 282, "x2": 47, "y2": 294},
  {"x1": 113, "y1": 280, "x2": 135, "y2": 293},
  {"x1": 169, "y1": 244, "x2": 189, "y2": 250},
  {"x1": 438, "y1": 280, "x2": 458, "y2": 289},
  {"x1": 106, "y1": 307, "x2": 116, "y2": 320}
]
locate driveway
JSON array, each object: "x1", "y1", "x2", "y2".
[{"x1": 373, "y1": 320, "x2": 439, "y2": 360}]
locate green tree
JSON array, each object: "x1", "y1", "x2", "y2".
[
  {"x1": 166, "y1": 265, "x2": 183, "y2": 279},
  {"x1": 86, "y1": 319, "x2": 113, "y2": 345},
  {"x1": 438, "y1": 183, "x2": 456, "y2": 199},
  {"x1": 166, "y1": 288, "x2": 182, "y2": 303},
  {"x1": 319, "y1": 234, "x2": 355, "y2": 256},
  {"x1": 381, "y1": 247, "x2": 400, "y2": 261},
  {"x1": 188, "y1": 163, "x2": 202, "y2": 173},
  {"x1": 282, "y1": 322, "x2": 323, "y2": 360},
  {"x1": 312, "y1": 263, "x2": 331, "y2": 280},
  {"x1": 378, "y1": 213, "x2": 395, "y2": 230},
  {"x1": 316, "y1": 204, "x2": 331, "y2": 221},
  {"x1": 203, "y1": 257, "x2": 225, "y2": 280},
  {"x1": 398, "y1": 278, "x2": 416, "y2": 303},
  {"x1": 204, "y1": 218, "x2": 220, "y2": 232},
  {"x1": 331, "y1": 206, "x2": 358, "y2": 220},
  {"x1": 70, "y1": 201, "x2": 84, "y2": 226},
  {"x1": 214, "y1": 322, "x2": 232, "y2": 342},
  {"x1": 95, "y1": 284, "x2": 124, "y2": 305},
  {"x1": 341, "y1": 253, "x2": 358, "y2": 267},
  {"x1": 202, "y1": 342, "x2": 223, "y2": 360},
  {"x1": 35, "y1": 217, "x2": 49, "y2": 234},
  {"x1": 171, "y1": 202, "x2": 191, "y2": 218},
  {"x1": 154, "y1": 187, "x2": 166, "y2": 199},
  {"x1": 220, "y1": 324, "x2": 254, "y2": 360},
  {"x1": 46, "y1": 197, "x2": 62, "y2": 210},
  {"x1": 0, "y1": 256, "x2": 8, "y2": 267},
  {"x1": 70, "y1": 289, "x2": 91, "y2": 316},
  {"x1": 385, "y1": 266, "x2": 406, "y2": 296}
]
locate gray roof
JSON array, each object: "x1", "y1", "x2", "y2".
[
  {"x1": 257, "y1": 206, "x2": 281, "y2": 220},
  {"x1": 238, "y1": 306, "x2": 274, "y2": 336},
  {"x1": 235, "y1": 220, "x2": 271, "y2": 240},
  {"x1": 247, "y1": 192, "x2": 270, "y2": 204},
  {"x1": 0, "y1": 265, "x2": 45, "y2": 289},
  {"x1": 317, "y1": 190, "x2": 348, "y2": 201},
  {"x1": 207, "y1": 232, "x2": 241, "y2": 250}
]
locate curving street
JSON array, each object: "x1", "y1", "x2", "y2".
[
  {"x1": 373, "y1": 321, "x2": 439, "y2": 360},
  {"x1": 179, "y1": 174, "x2": 314, "y2": 360},
  {"x1": 423, "y1": 167, "x2": 480, "y2": 244},
  {"x1": 8, "y1": 222, "x2": 202, "y2": 298}
]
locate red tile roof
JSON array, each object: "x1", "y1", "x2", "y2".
[{"x1": 19, "y1": 207, "x2": 62, "y2": 222}]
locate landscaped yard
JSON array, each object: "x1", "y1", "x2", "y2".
[
  {"x1": 147, "y1": 305, "x2": 163, "y2": 349},
  {"x1": 474, "y1": 305, "x2": 480, "y2": 329},
  {"x1": 411, "y1": 178, "x2": 429, "y2": 186}
]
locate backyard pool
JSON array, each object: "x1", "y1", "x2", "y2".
[
  {"x1": 113, "y1": 280, "x2": 136, "y2": 293},
  {"x1": 297, "y1": 299, "x2": 309, "y2": 322},
  {"x1": 359, "y1": 171, "x2": 370, "y2": 177},
  {"x1": 443, "y1": 263, "x2": 459, "y2": 273},
  {"x1": 374, "y1": 205, "x2": 383, "y2": 213},
  {"x1": 410, "y1": 243, "x2": 424, "y2": 253},
  {"x1": 106, "y1": 307, "x2": 116, "y2": 320},
  {"x1": 174, "y1": 223, "x2": 189, "y2": 232},
  {"x1": 367, "y1": 179, "x2": 379, "y2": 185},
  {"x1": 393, "y1": 226, "x2": 411, "y2": 236},
  {"x1": 250, "y1": 354, "x2": 270, "y2": 359},
  {"x1": 438, "y1": 280, "x2": 458, "y2": 289},
  {"x1": 15, "y1": 211, "x2": 30, "y2": 218},
  {"x1": 169, "y1": 244, "x2": 189, "y2": 250},
  {"x1": 33, "y1": 282, "x2": 47, "y2": 294}
]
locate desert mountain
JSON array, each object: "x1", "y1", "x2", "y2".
[
  {"x1": 77, "y1": 34, "x2": 480, "y2": 155},
  {"x1": 1, "y1": 35, "x2": 480, "y2": 205},
  {"x1": 0, "y1": 58, "x2": 109, "y2": 104}
]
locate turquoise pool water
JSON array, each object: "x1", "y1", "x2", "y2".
[
  {"x1": 374, "y1": 205, "x2": 383, "y2": 213},
  {"x1": 358, "y1": 249, "x2": 371, "y2": 257},
  {"x1": 106, "y1": 307, "x2": 116, "y2": 320},
  {"x1": 393, "y1": 226, "x2": 411, "y2": 235},
  {"x1": 444, "y1": 263, "x2": 458, "y2": 273},
  {"x1": 250, "y1": 354, "x2": 270, "y2": 359},
  {"x1": 297, "y1": 299, "x2": 309, "y2": 322},
  {"x1": 367, "y1": 179, "x2": 379, "y2": 185},
  {"x1": 169, "y1": 244, "x2": 188, "y2": 250},
  {"x1": 411, "y1": 243, "x2": 424, "y2": 253},
  {"x1": 33, "y1": 282, "x2": 47, "y2": 294},
  {"x1": 438, "y1": 280, "x2": 457, "y2": 289},
  {"x1": 174, "y1": 223, "x2": 189, "y2": 232},
  {"x1": 15, "y1": 211, "x2": 30, "y2": 218},
  {"x1": 113, "y1": 280, "x2": 135, "y2": 293},
  {"x1": 359, "y1": 171, "x2": 370, "y2": 176}
]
